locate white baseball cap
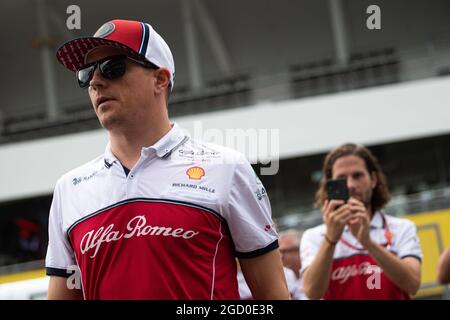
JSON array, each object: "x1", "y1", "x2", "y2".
[{"x1": 56, "y1": 19, "x2": 175, "y2": 89}]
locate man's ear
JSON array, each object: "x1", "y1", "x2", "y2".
[
  {"x1": 371, "y1": 172, "x2": 378, "y2": 189},
  {"x1": 153, "y1": 67, "x2": 171, "y2": 94}
]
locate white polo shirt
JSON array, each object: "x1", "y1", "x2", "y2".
[
  {"x1": 300, "y1": 212, "x2": 422, "y2": 299},
  {"x1": 45, "y1": 123, "x2": 278, "y2": 300}
]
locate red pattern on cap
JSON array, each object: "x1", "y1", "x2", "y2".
[{"x1": 56, "y1": 20, "x2": 144, "y2": 72}]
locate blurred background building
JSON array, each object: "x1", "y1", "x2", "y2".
[{"x1": 0, "y1": 0, "x2": 449, "y2": 299}]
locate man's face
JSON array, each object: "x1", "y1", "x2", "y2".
[
  {"x1": 331, "y1": 155, "x2": 377, "y2": 208},
  {"x1": 278, "y1": 237, "x2": 301, "y2": 275},
  {"x1": 85, "y1": 47, "x2": 157, "y2": 130}
]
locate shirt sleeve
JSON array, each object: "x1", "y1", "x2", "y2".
[
  {"x1": 45, "y1": 180, "x2": 76, "y2": 277},
  {"x1": 300, "y1": 227, "x2": 323, "y2": 275},
  {"x1": 226, "y1": 155, "x2": 278, "y2": 258},
  {"x1": 395, "y1": 219, "x2": 423, "y2": 262}
]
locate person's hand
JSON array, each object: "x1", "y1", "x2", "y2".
[
  {"x1": 323, "y1": 200, "x2": 352, "y2": 243},
  {"x1": 346, "y1": 198, "x2": 371, "y2": 247}
]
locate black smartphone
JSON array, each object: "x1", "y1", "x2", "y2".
[{"x1": 326, "y1": 178, "x2": 349, "y2": 202}]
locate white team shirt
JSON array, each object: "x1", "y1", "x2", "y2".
[
  {"x1": 45, "y1": 123, "x2": 278, "y2": 299},
  {"x1": 300, "y1": 211, "x2": 422, "y2": 299}
]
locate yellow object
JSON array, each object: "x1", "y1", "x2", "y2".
[
  {"x1": 0, "y1": 269, "x2": 46, "y2": 284},
  {"x1": 403, "y1": 209, "x2": 450, "y2": 298},
  {"x1": 186, "y1": 166, "x2": 205, "y2": 180}
]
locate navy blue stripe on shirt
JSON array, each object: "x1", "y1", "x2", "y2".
[
  {"x1": 122, "y1": 165, "x2": 130, "y2": 177},
  {"x1": 46, "y1": 267, "x2": 74, "y2": 278},
  {"x1": 235, "y1": 240, "x2": 279, "y2": 259}
]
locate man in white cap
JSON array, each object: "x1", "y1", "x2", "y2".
[{"x1": 45, "y1": 19, "x2": 290, "y2": 300}]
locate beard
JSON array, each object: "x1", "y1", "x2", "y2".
[{"x1": 350, "y1": 188, "x2": 373, "y2": 208}]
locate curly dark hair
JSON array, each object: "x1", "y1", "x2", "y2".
[{"x1": 315, "y1": 143, "x2": 390, "y2": 212}]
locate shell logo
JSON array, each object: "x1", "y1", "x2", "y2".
[{"x1": 186, "y1": 166, "x2": 205, "y2": 180}]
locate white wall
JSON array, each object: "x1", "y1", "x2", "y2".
[
  {"x1": 0, "y1": 277, "x2": 48, "y2": 300},
  {"x1": 1, "y1": 76, "x2": 450, "y2": 202}
]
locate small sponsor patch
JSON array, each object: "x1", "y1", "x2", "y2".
[
  {"x1": 172, "y1": 182, "x2": 215, "y2": 194},
  {"x1": 94, "y1": 21, "x2": 115, "y2": 38},
  {"x1": 186, "y1": 166, "x2": 205, "y2": 180},
  {"x1": 72, "y1": 168, "x2": 103, "y2": 186},
  {"x1": 255, "y1": 187, "x2": 267, "y2": 200}
]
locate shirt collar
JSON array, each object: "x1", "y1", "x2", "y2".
[
  {"x1": 150, "y1": 122, "x2": 188, "y2": 158},
  {"x1": 104, "y1": 142, "x2": 119, "y2": 167},
  {"x1": 370, "y1": 211, "x2": 384, "y2": 229},
  {"x1": 103, "y1": 122, "x2": 188, "y2": 165}
]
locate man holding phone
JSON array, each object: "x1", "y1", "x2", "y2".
[{"x1": 300, "y1": 143, "x2": 422, "y2": 299}]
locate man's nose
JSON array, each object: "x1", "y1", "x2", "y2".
[
  {"x1": 347, "y1": 177, "x2": 357, "y2": 191},
  {"x1": 89, "y1": 67, "x2": 106, "y2": 89}
]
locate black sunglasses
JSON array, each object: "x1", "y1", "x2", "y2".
[{"x1": 76, "y1": 55, "x2": 159, "y2": 88}]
